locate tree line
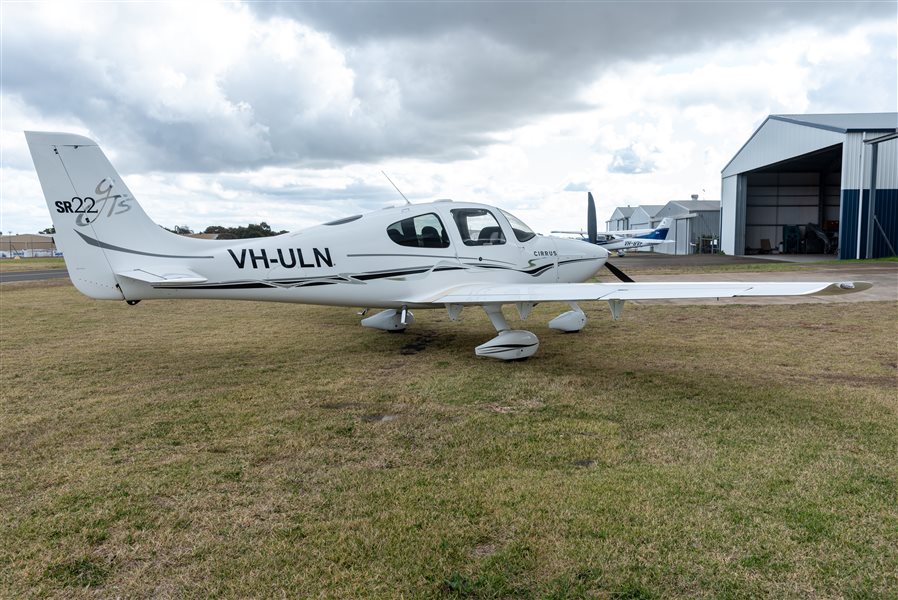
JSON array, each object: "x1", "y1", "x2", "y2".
[
  {"x1": 38, "y1": 223, "x2": 287, "y2": 239},
  {"x1": 165, "y1": 223, "x2": 288, "y2": 239}
]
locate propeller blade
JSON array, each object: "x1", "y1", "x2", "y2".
[
  {"x1": 604, "y1": 261, "x2": 634, "y2": 283},
  {"x1": 587, "y1": 192, "x2": 597, "y2": 244}
]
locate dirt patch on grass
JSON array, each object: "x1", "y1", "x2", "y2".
[
  {"x1": 400, "y1": 331, "x2": 437, "y2": 355},
  {"x1": 320, "y1": 402, "x2": 360, "y2": 410}
]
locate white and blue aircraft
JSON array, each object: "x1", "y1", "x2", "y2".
[
  {"x1": 25, "y1": 132, "x2": 871, "y2": 360},
  {"x1": 553, "y1": 192, "x2": 673, "y2": 256}
]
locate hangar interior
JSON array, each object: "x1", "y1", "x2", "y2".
[{"x1": 744, "y1": 144, "x2": 842, "y2": 253}]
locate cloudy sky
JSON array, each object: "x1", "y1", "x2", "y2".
[{"x1": 2, "y1": 1, "x2": 896, "y2": 235}]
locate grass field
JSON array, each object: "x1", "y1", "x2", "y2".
[
  {"x1": 0, "y1": 257, "x2": 66, "y2": 273},
  {"x1": 1, "y1": 282, "x2": 896, "y2": 598},
  {"x1": 613, "y1": 255, "x2": 898, "y2": 276}
]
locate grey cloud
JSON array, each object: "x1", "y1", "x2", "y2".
[
  {"x1": 253, "y1": 2, "x2": 889, "y2": 58},
  {"x1": 3, "y1": 2, "x2": 891, "y2": 175},
  {"x1": 254, "y1": 2, "x2": 895, "y2": 121}
]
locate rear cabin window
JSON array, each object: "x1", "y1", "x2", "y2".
[
  {"x1": 451, "y1": 208, "x2": 506, "y2": 246},
  {"x1": 386, "y1": 213, "x2": 450, "y2": 248}
]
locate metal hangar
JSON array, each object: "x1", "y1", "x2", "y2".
[{"x1": 720, "y1": 113, "x2": 898, "y2": 259}]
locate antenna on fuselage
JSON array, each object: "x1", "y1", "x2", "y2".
[{"x1": 381, "y1": 171, "x2": 411, "y2": 205}]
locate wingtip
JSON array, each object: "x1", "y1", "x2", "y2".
[{"x1": 816, "y1": 281, "x2": 873, "y2": 295}]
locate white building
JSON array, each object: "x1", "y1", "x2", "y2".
[
  {"x1": 720, "y1": 113, "x2": 898, "y2": 258},
  {"x1": 0, "y1": 234, "x2": 58, "y2": 258},
  {"x1": 629, "y1": 205, "x2": 665, "y2": 230},
  {"x1": 605, "y1": 206, "x2": 635, "y2": 231},
  {"x1": 654, "y1": 198, "x2": 721, "y2": 255}
]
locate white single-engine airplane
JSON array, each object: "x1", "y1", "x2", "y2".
[
  {"x1": 553, "y1": 192, "x2": 672, "y2": 256},
  {"x1": 26, "y1": 132, "x2": 871, "y2": 360}
]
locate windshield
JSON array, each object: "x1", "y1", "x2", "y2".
[{"x1": 500, "y1": 209, "x2": 536, "y2": 242}]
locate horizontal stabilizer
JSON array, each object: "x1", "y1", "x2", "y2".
[{"x1": 117, "y1": 268, "x2": 207, "y2": 285}]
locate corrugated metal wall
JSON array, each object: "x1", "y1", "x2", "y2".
[
  {"x1": 840, "y1": 135, "x2": 898, "y2": 258},
  {"x1": 874, "y1": 138, "x2": 898, "y2": 188},
  {"x1": 842, "y1": 133, "x2": 898, "y2": 188},
  {"x1": 720, "y1": 175, "x2": 746, "y2": 255},
  {"x1": 839, "y1": 189, "x2": 898, "y2": 259}
]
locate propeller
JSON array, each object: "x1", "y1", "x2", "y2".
[
  {"x1": 587, "y1": 192, "x2": 597, "y2": 244},
  {"x1": 584, "y1": 190, "x2": 633, "y2": 282},
  {"x1": 604, "y1": 260, "x2": 634, "y2": 283}
]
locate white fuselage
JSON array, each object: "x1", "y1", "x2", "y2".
[
  {"x1": 118, "y1": 202, "x2": 609, "y2": 308},
  {"x1": 597, "y1": 236, "x2": 663, "y2": 251}
]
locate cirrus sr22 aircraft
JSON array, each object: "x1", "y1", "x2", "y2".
[{"x1": 26, "y1": 132, "x2": 871, "y2": 360}]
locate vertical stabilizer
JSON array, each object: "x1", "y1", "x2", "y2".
[{"x1": 24, "y1": 131, "x2": 185, "y2": 300}]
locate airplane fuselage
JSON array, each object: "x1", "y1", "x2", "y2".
[
  {"x1": 597, "y1": 237, "x2": 663, "y2": 251},
  {"x1": 116, "y1": 201, "x2": 609, "y2": 309}
]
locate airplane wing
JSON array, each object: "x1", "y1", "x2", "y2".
[
  {"x1": 551, "y1": 229, "x2": 625, "y2": 237},
  {"x1": 404, "y1": 281, "x2": 872, "y2": 305}
]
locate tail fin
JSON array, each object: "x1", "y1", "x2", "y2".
[
  {"x1": 647, "y1": 217, "x2": 672, "y2": 240},
  {"x1": 25, "y1": 131, "x2": 185, "y2": 299}
]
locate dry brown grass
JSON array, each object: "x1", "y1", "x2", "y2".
[{"x1": 1, "y1": 282, "x2": 896, "y2": 598}]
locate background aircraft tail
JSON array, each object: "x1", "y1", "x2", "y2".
[
  {"x1": 645, "y1": 217, "x2": 672, "y2": 240},
  {"x1": 25, "y1": 131, "x2": 188, "y2": 299}
]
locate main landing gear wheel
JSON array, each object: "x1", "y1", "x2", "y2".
[
  {"x1": 475, "y1": 304, "x2": 539, "y2": 360},
  {"x1": 360, "y1": 307, "x2": 414, "y2": 331},
  {"x1": 475, "y1": 330, "x2": 539, "y2": 360}
]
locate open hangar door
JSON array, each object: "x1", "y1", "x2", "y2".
[{"x1": 744, "y1": 144, "x2": 842, "y2": 254}]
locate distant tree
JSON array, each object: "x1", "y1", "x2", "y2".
[
  {"x1": 203, "y1": 222, "x2": 287, "y2": 239},
  {"x1": 39, "y1": 226, "x2": 56, "y2": 234}
]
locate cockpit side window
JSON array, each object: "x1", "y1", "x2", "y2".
[
  {"x1": 499, "y1": 209, "x2": 536, "y2": 243},
  {"x1": 386, "y1": 213, "x2": 450, "y2": 248},
  {"x1": 451, "y1": 208, "x2": 506, "y2": 246}
]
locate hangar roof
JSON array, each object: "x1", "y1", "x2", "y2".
[
  {"x1": 770, "y1": 113, "x2": 898, "y2": 133},
  {"x1": 609, "y1": 206, "x2": 636, "y2": 218},
  {"x1": 722, "y1": 112, "x2": 898, "y2": 178},
  {"x1": 667, "y1": 200, "x2": 720, "y2": 212}
]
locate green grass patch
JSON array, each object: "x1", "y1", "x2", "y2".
[{"x1": 1, "y1": 283, "x2": 896, "y2": 598}]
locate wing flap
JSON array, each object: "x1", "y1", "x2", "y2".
[
  {"x1": 405, "y1": 281, "x2": 872, "y2": 305},
  {"x1": 117, "y1": 268, "x2": 207, "y2": 285}
]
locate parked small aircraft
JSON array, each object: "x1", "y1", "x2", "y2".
[
  {"x1": 553, "y1": 192, "x2": 672, "y2": 256},
  {"x1": 26, "y1": 132, "x2": 871, "y2": 360}
]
